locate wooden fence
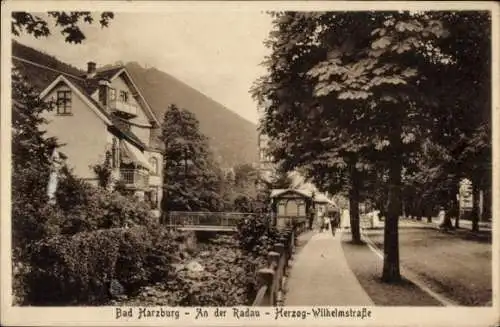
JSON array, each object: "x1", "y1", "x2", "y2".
[{"x1": 252, "y1": 228, "x2": 295, "y2": 306}]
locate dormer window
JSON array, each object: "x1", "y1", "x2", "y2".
[
  {"x1": 56, "y1": 90, "x2": 72, "y2": 115},
  {"x1": 119, "y1": 90, "x2": 129, "y2": 103}
]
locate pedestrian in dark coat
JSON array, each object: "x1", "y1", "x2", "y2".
[{"x1": 330, "y1": 211, "x2": 340, "y2": 236}]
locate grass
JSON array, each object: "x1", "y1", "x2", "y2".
[
  {"x1": 363, "y1": 226, "x2": 492, "y2": 306},
  {"x1": 341, "y1": 233, "x2": 442, "y2": 306}
]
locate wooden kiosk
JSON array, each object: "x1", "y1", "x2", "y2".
[{"x1": 270, "y1": 189, "x2": 314, "y2": 230}]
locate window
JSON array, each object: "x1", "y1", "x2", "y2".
[
  {"x1": 298, "y1": 200, "x2": 306, "y2": 216},
  {"x1": 149, "y1": 157, "x2": 159, "y2": 175},
  {"x1": 287, "y1": 200, "x2": 299, "y2": 217},
  {"x1": 278, "y1": 202, "x2": 286, "y2": 216},
  {"x1": 260, "y1": 149, "x2": 267, "y2": 161},
  {"x1": 119, "y1": 90, "x2": 129, "y2": 103},
  {"x1": 147, "y1": 190, "x2": 158, "y2": 208},
  {"x1": 56, "y1": 90, "x2": 72, "y2": 114},
  {"x1": 109, "y1": 88, "x2": 116, "y2": 102}
]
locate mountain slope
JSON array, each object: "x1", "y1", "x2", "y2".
[{"x1": 126, "y1": 62, "x2": 259, "y2": 167}]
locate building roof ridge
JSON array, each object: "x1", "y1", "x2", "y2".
[
  {"x1": 96, "y1": 64, "x2": 125, "y2": 73},
  {"x1": 12, "y1": 56, "x2": 86, "y2": 81}
]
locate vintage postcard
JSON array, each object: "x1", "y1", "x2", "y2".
[{"x1": 1, "y1": 1, "x2": 499, "y2": 326}]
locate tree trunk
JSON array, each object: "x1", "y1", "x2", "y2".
[
  {"x1": 415, "y1": 197, "x2": 422, "y2": 221},
  {"x1": 382, "y1": 146, "x2": 402, "y2": 283},
  {"x1": 349, "y1": 162, "x2": 361, "y2": 243},
  {"x1": 472, "y1": 182, "x2": 480, "y2": 232},
  {"x1": 482, "y1": 188, "x2": 491, "y2": 222},
  {"x1": 453, "y1": 194, "x2": 460, "y2": 229}
]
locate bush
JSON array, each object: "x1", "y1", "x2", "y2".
[
  {"x1": 12, "y1": 197, "x2": 66, "y2": 263},
  {"x1": 55, "y1": 167, "x2": 154, "y2": 234},
  {"x1": 234, "y1": 213, "x2": 292, "y2": 303},
  {"x1": 26, "y1": 228, "x2": 122, "y2": 305},
  {"x1": 235, "y1": 213, "x2": 286, "y2": 256},
  {"x1": 24, "y1": 226, "x2": 177, "y2": 305},
  {"x1": 143, "y1": 227, "x2": 179, "y2": 284}
]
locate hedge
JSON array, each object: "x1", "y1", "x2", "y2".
[{"x1": 24, "y1": 226, "x2": 176, "y2": 305}]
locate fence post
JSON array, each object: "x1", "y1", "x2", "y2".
[
  {"x1": 284, "y1": 229, "x2": 292, "y2": 259},
  {"x1": 274, "y1": 243, "x2": 285, "y2": 255},
  {"x1": 257, "y1": 268, "x2": 275, "y2": 306},
  {"x1": 273, "y1": 243, "x2": 285, "y2": 287},
  {"x1": 279, "y1": 234, "x2": 290, "y2": 266},
  {"x1": 267, "y1": 251, "x2": 280, "y2": 269}
]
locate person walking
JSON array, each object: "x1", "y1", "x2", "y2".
[
  {"x1": 330, "y1": 211, "x2": 339, "y2": 236},
  {"x1": 308, "y1": 211, "x2": 314, "y2": 231},
  {"x1": 323, "y1": 214, "x2": 330, "y2": 233},
  {"x1": 318, "y1": 211, "x2": 324, "y2": 232}
]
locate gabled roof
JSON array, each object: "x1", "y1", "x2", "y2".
[
  {"x1": 88, "y1": 66, "x2": 161, "y2": 127},
  {"x1": 270, "y1": 188, "x2": 336, "y2": 206},
  {"x1": 13, "y1": 55, "x2": 114, "y2": 123},
  {"x1": 38, "y1": 75, "x2": 112, "y2": 125},
  {"x1": 12, "y1": 41, "x2": 152, "y2": 152},
  {"x1": 270, "y1": 188, "x2": 312, "y2": 199}
]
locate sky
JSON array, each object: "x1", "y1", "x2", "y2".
[{"x1": 13, "y1": 12, "x2": 273, "y2": 124}]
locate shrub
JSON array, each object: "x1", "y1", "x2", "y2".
[
  {"x1": 54, "y1": 167, "x2": 154, "y2": 234},
  {"x1": 236, "y1": 213, "x2": 286, "y2": 256},
  {"x1": 145, "y1": 228, "x2": 179, "y2": 283},
  {"x1": 234, "y1": 213, "x2": 292, "y2": 303},
  {"x1": 24, "y1": 226, "x2": 176, "y2": 305},
  {"x1": 26, "y1": 228, "x2": 122, "y2": 305}
]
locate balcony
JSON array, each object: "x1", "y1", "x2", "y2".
[
  {"x1": 109, "y1": 99, "x2": 137, "y2": 118},
  {"x1": 120, "y1": 169, "x2": 149, "y2": 189}
]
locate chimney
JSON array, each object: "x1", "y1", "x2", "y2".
[{"x1": 87, "y1": 61, "x2": 97, "y2": 78}]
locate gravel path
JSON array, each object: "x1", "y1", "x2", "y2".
[{"x1": 285, "y1": 229, "x2": 373, "y2": 306}]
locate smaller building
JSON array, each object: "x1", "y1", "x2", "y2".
[
  {"x1": 270, "y1": 188, "x2": 337, "y2": 230},
  {"x1": 270, "y1": 189, "x2": 312, "y2": 230}
]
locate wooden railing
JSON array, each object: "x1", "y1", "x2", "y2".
[
  {"x1": 109, "y1": 99, "x2": 137, "y2": 117},
  {"x1": 252, "y1": 228, "x2": 295, "y2": 306},
  {"x1": 164, "y1": 211, "x2": 256, "y2": 228},
  {"x1": 120, "y1": 169, "x2": 149, "y2": 189}
]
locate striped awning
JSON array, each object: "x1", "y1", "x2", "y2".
[{"x1": 120, "y1": 140, "x2": 154, "y2": 172}]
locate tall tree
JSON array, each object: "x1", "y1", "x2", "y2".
[
  {"x1": 254, "y1": 11, "x2": 458, "y2": 282},
  {"x1": 306, "y1": 12, "x2": 455, "y2": 282},
  {"x1": 269, "y1": 168, "x2": 296, "y2": 190},
  {"x1": 252, "y1": 12, "x2": 374, "y2": 244},
  {"x1": 11, "y1": 11, "x2": 114, "y2": 260},
  {"x1": 160, "y1": 105, "x2": 223, "y2": 212},
  {"x1": 436, "y1": 12, "x2": 492, "y2": 231},
  {"x1": 11, "y1": 70, "x2": 60, "y2": 260}
]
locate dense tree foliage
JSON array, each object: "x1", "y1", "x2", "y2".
[
  {"x1": 12, "y1": 11, "x2": 114, "y2": 43},
  {"x1": 252, "y1": 11, "x2": 491, "y2": 282},
  {"x1": 160, "y1": 105, "x2": 224, "y2": 212},
  {"x1": 11, "y1": 69, "x2": 59, "y2": 260}
]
